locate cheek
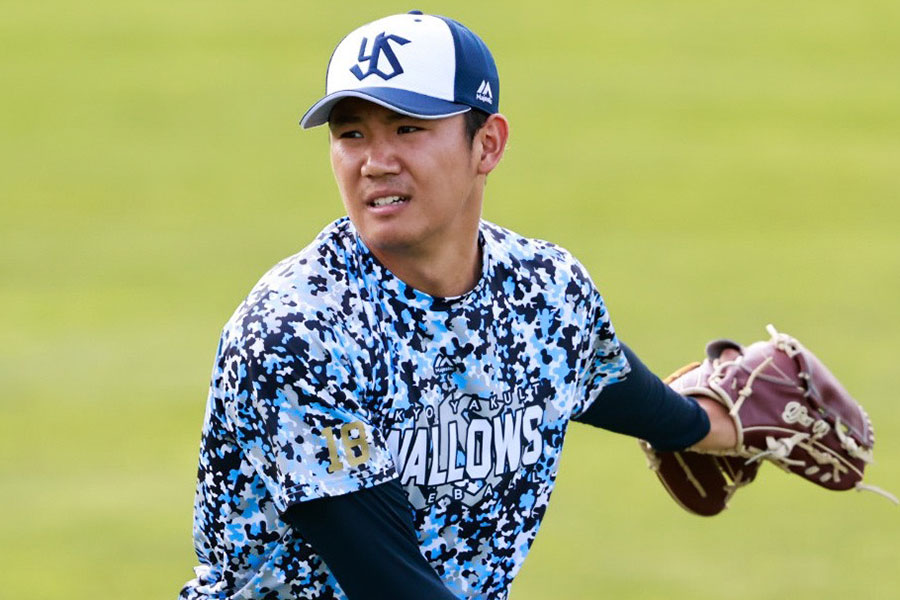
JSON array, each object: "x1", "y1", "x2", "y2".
[
  {"x1": 330, "y1": 149, "x2": 356, "y2": 195},
  {"x1": 329, "y1": 146, "x2": 344, "y2": 177},
  {"x1": 439, "y1": 149, "x2": 478, "y2": 196}
]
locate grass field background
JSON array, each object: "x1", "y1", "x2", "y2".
[{"x1": 2, "y1": 1, "x2": 899, "y2": 598}]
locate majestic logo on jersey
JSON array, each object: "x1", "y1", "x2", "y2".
[
  {"x1": 433, "y1": 352, "x2": 460, "y2": 376},
  {"x1": 350, "y1": 32, "x2": 411, "y2": 81},
  {"x1": 475, "y1": 80, "x2": 493, "y2": 104}
]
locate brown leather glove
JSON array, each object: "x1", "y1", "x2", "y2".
[{"x1": 640, "y1": 325, "x2": 896, "y2": 516}]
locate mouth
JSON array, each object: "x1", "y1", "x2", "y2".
[{"x1": 368, "y1": 195, "x2": 410, "y2": 208}]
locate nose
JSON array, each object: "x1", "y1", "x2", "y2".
[{"x1": 360, "y1": 136, "x2": 401, "y2": 178}]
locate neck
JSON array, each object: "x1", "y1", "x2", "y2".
[{"x1": 367, "y1": 226, "x2": 482, "y2": 298}]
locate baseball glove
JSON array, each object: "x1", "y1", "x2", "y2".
[{"x1": 640, "y1": 325, "x2": 897, "y2": 516}]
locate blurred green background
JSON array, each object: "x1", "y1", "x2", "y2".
[{"x1": 2, "y1": 1, "x2": 898, "y2": 598}]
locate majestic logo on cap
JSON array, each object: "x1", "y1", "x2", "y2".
[
  {"x1": 350, "y1": 32, "x2": 411, "y2": 81},
  {"x1": 476, "y1": 80, "x2": 493, "y2": 104}
]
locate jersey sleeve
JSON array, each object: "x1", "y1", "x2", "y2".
[
  {"x1": 570, "y1": 275, "x2": 631, "y2": 418},
  {"x1": 573, "y1": 342, "x2": 711, "y2": 450},
  {"x1": 216, "y1": 304, "x2": 398, "y2": 513}
]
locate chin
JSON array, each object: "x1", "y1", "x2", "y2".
[
  {"x1": 365, "y1": 233, "x2": 421, "y2": 255},
  {"x1": 355, "y1": 222, "x2": 421, "y2": 254}
]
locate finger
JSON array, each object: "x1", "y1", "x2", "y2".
[
  {"x1": 719, "y1": 348, "x2": 741, "y2": 362},
  {"x1": 705, "y1": 339, "x2": 743, "y2": 361}
]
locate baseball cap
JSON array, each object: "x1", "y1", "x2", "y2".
[{"x1": 300, "y1": 10, "x2": 499, "y2": 129}]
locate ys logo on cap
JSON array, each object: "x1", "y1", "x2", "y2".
[{"x1": 350, "y1": 32, "x2": 411, "y2": 81}]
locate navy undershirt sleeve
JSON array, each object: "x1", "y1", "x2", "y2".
[
  {"x1": 574, "y1": 342, "x2": 710, "y2": 451},
  {"x1": 282, "y1": 479, "x2": 457, "y2": 600}
]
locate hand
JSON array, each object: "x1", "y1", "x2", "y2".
[{"x1": 689, "y1": 348, "x2": 740, "y2": 452}]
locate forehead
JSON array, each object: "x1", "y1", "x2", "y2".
[
  {"x1": 327, "y1": 97, "x2": 467, "y2": 131},
  {"x1": 328, "y1": 98, "x2": 408, "y2": 126}
]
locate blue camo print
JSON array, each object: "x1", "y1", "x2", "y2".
[{"x1": 181, "y1": 217, "x2": 629, "y2": 599}]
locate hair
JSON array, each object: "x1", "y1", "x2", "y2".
[{"x1": 464, "y1": 109, "x2": 490, "y2": 146}]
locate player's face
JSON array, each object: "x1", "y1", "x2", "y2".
[{"x1": 328, "y1": 99, "x2": 482, "y2": 258}]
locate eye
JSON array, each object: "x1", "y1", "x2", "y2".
[
  {"x1": 339, "y1": 130, "x2": 363, "y2": 139},
  {"x1": 397, "y1": 125, "x2": 422, "y2": 134}
]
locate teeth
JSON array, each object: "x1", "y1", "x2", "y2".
[{"x1": 372, "y1": 195, "x2": 404, "y2": 207}]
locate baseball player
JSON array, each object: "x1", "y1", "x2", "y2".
[{"x1": 180, "y1": 11, "x2": 740, "y2": 600}]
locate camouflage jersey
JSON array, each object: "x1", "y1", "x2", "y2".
[{"x1": 181, "y1": 216, "x2": 630, "y2": 599}]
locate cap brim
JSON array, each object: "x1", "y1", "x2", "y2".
[{"x1": 300, "y1": 87, "x2": 471, "y2": 129}]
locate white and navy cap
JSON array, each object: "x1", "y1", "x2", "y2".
[{"x1": 300, "y1": 11, "x2": 499, "y2": 129}]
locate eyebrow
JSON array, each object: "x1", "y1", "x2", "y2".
[
  {"x1": 328, "y1": 110, "x2": 416, "y2": 128},
  {"x1": 328, "y1": 113, "x2": 361, "y2": 127}
]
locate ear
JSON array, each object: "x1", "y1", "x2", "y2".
[{"x1": 474, "y1": 113, "x2": 510, "y2": 175}]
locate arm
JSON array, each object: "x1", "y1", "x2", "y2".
[
  {"x1": 574, "y1": 342, "x2": 736, "y2": 452},
  {"x1": 283, "y1": 479, "x2": 458, "y2": 600}
]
